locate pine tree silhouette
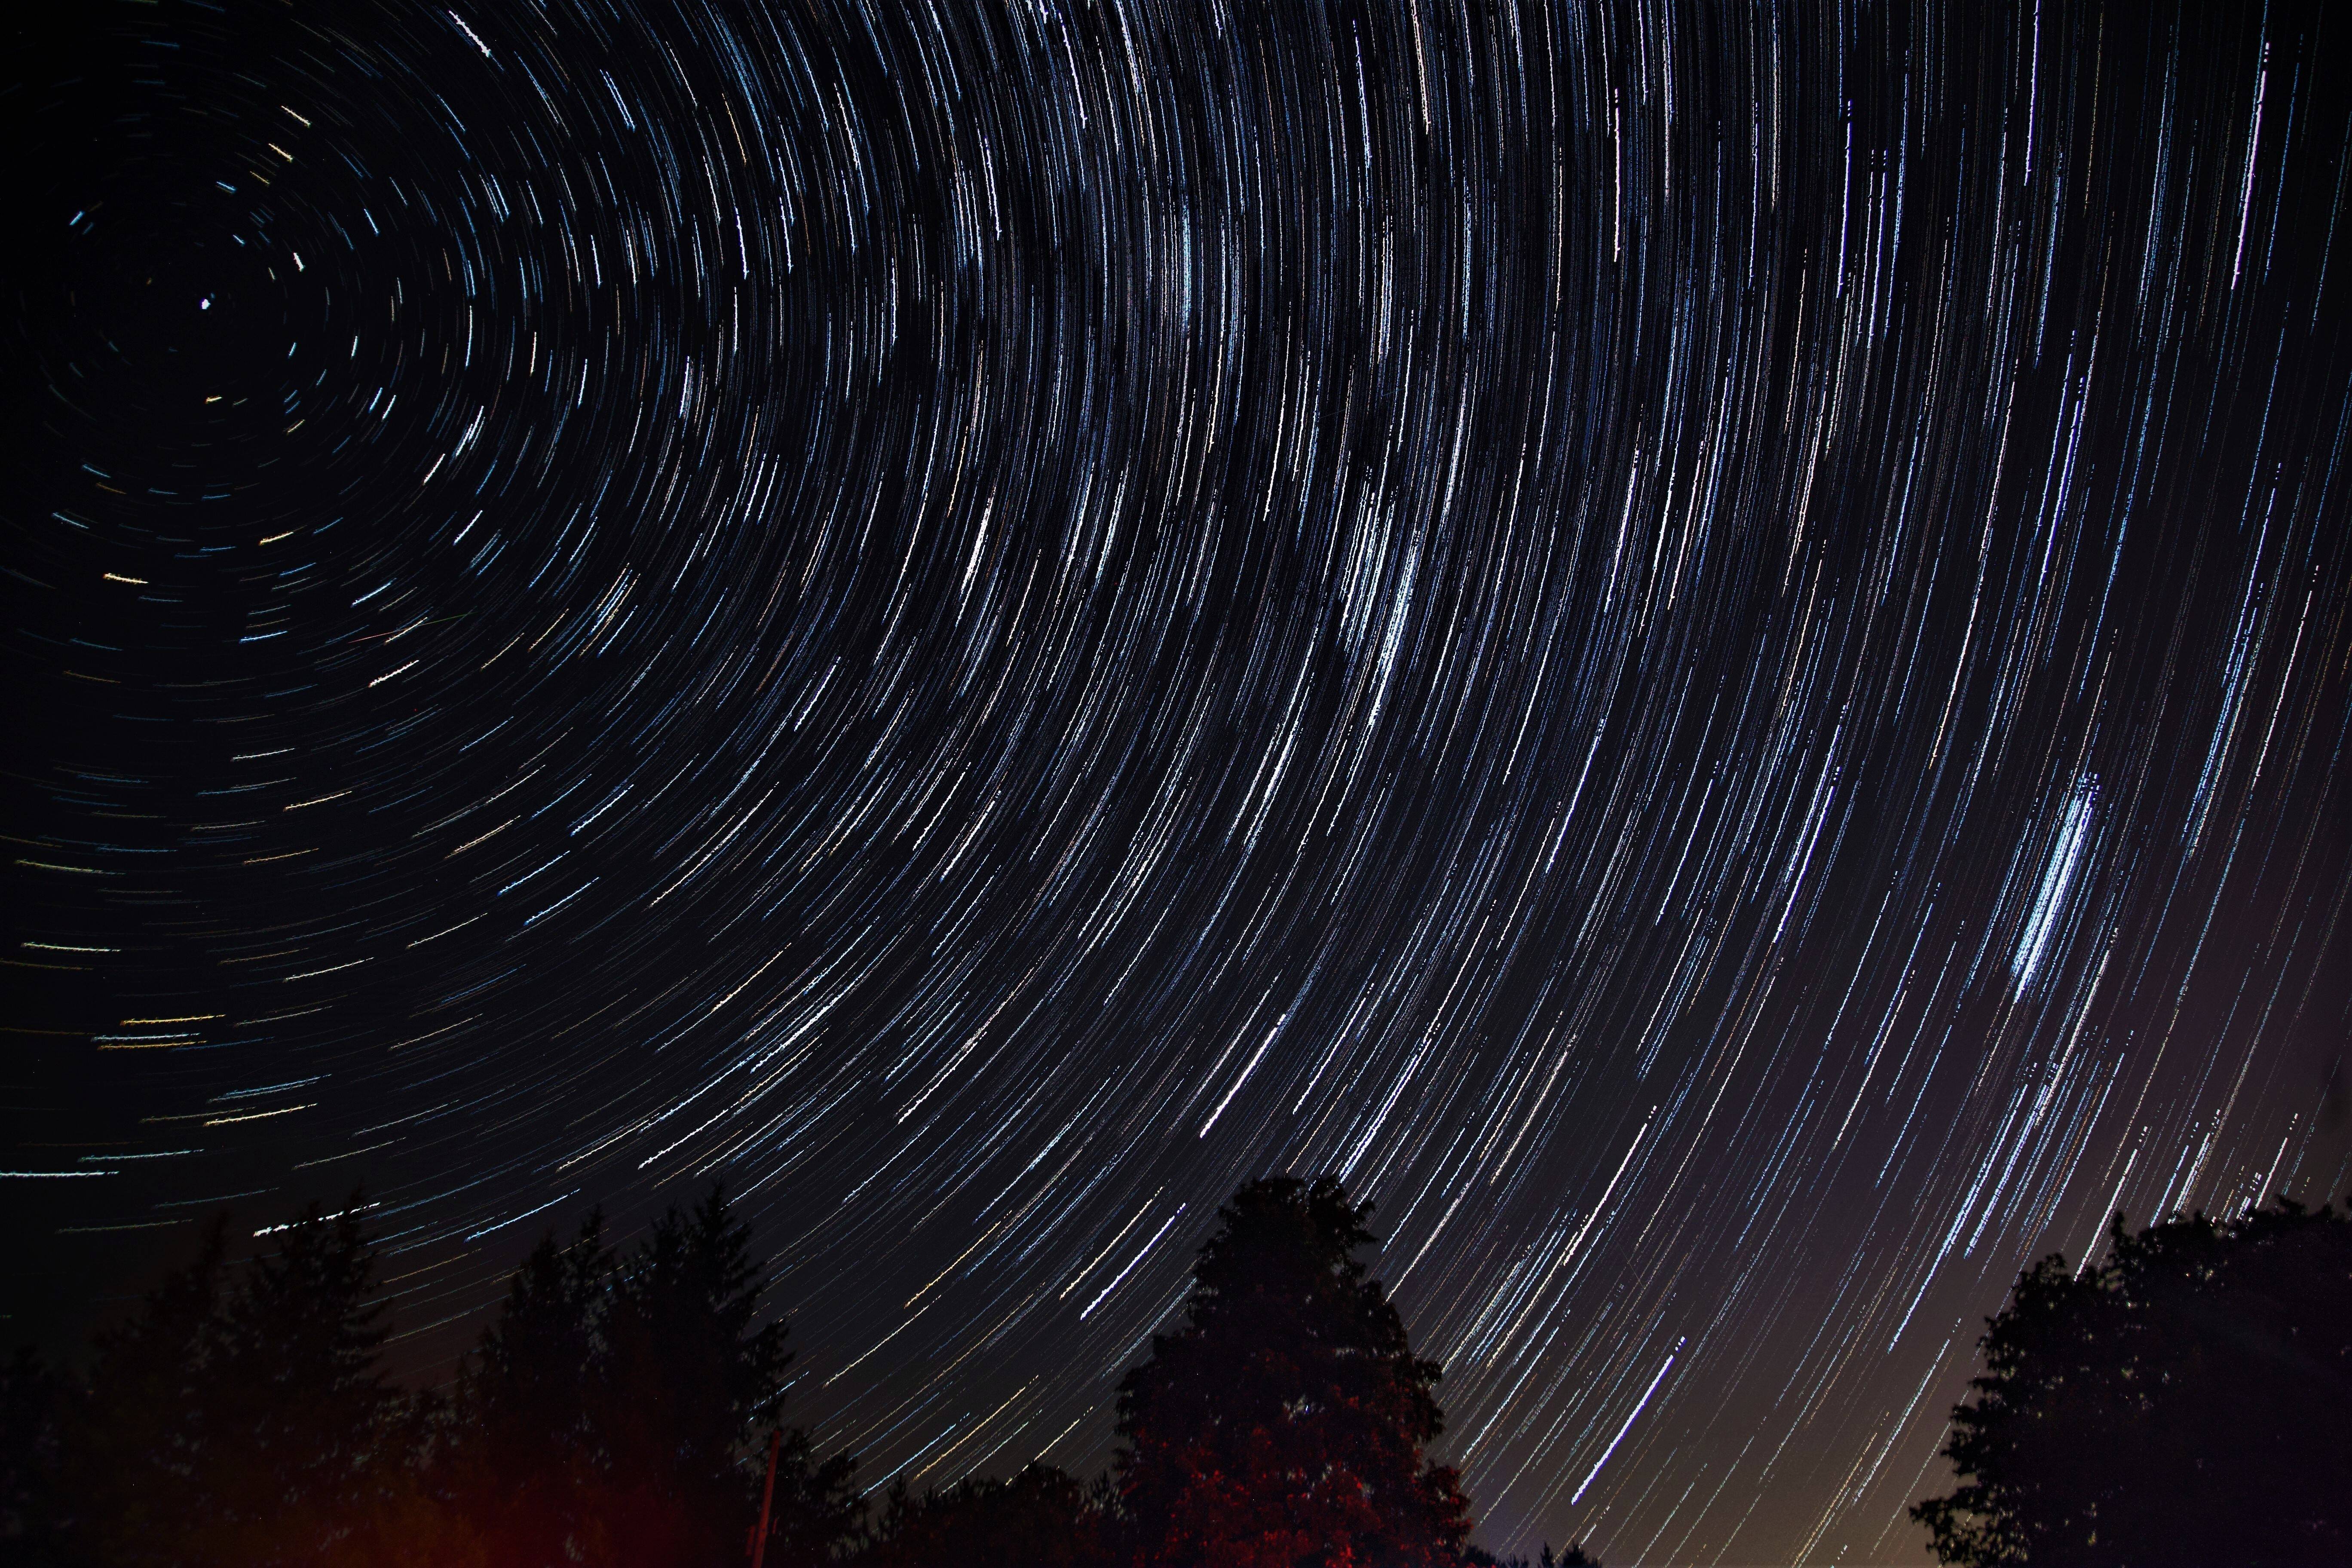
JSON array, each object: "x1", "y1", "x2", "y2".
[
  {"x1": 441, "y1": 1211, "x2": 612, "y2": 1565},
  {"x1": 59, "y1": 1197, "x2": 410, "y2": 1566},
  {"x1": 1115, "y1": 1176, "x2": 1474, "y2": 1568}
]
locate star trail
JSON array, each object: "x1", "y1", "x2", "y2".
[{"x1": 9, "y1": 0, "x2": 2352, "y2": 1561}]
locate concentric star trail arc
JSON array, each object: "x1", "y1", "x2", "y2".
[{"x1": 9, "y1": 1, "x2": 2352, "y2": 1561}]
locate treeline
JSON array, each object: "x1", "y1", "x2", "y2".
[{"x1": 1, "y1": 1178, "x2": 1597, "y2": 1568}]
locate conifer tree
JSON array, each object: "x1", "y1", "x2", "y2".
[
  {"x1": 436, "y1": 1182, "x2": 857, "y2": 1568},
  {"x1": 62, "y1": 1198, "x2": 412, "y2": 1567},
  {"x1": 56, "y1": 1216, "x2": 235, "y2": 1567},
  {"x1": 1115, "y1": 1176, "x2": 1474, "y2": 1568},
  {"x1": 441, "y1": 1211, "x2": 612, "y2": 1565},
  {"x1": 595, "y1": 1183, "x2": 795, "y2": 1563}
]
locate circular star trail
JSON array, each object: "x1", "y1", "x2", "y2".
[{"x1": 9, "y1": 0, "x2": 2352, "y2": 1559}]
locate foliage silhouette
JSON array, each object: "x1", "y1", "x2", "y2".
[
  {"x1": 858, "y1": 1462, "x2": 1113, "y2": 1568},
  {"x1": 597, "y1": 1186, "x2": 797, "y2": 1563},
  {"x1": 0, "y1": 1184, "x2": 858, "y2": 1568},
  {"x1": 438, "y1": 1209, "x2": 615, "y2": 1564},
  {"x1": 1115, "y1": 1175, "x2": 1475, "y2": 1568},
  {"x1": 2, "y1": 1343, "x2": 69, "y2": 1562},
  {"x1": 1465, "y1": 1544, "x2": 1600, "y2": 1568},
  {"x1": 438, "y1": 1182, "x2": 860, "y2": 1568},
  {"x1": 1912, "y1": 1197, "x2": 2352, "y2": 1566},
  {"x1": 39, "y1": 1199, "x2": 417, "y2": 1567},
  {"x1": 2, "y1": 1176, "x2": 1571, "y2": 1567}
]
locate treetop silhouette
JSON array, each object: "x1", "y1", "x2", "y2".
[
  {"x1": 1913, "y1": 1196, "x2": 2352, "y2": 1567},
  {"x1": 1115, "y1": 1174, "x2": 1475, "y2": 1568},
  {"x1": 5, "y1": 1174, "x2": 1562, "y2": 1567}
]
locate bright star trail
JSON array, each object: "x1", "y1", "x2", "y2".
[{"x1": 9, "y1": 1, "x2": 2352, "y2": 1561}]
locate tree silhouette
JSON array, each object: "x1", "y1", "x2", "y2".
[
  {"x1": 3, "y1": 1345, "x2": 69, "y2": 1562},
  {"x1": 49, "y1": 1214, "x2": 233, "y2": 1566},
  {"x1": 859, "y1": 1462, "x2": 1112, "y2": 1568},
  {"x1": 595, "y1": 1183, "x2": 798, "y2": 1564},
  {"x1": 0, "y1": 1184, "x2": 864, "y2": 1567},
  {"x1": 440, "y1": 1182, "x2": 860, "y2": 1568},
  {"x1": 742, "y1": 1422, "x2": 864, "y2": 1568},
  {"x1": 1466, "y1": 1544, "x2": 1601, "y2": 1568},
  {"x1": 55, "y1": 1198, "x2": 415, "y2": 1567},
  {"x1": 1115, "y1": 1175, "x2": 1474, "y2": 1568},
  {"x1": 439, "y1": 1210, "x2": 612, "y2": 1565},
  {"x1": 1913, "y1": 1197, "x2": 2352, "y2": 1566},
  {"x1": 215, "y1": 1198, "x2": 413, "y2": 1556},
  {"x1": 2, "y1": 1179, "x2": 1562, "y2": 1566}
]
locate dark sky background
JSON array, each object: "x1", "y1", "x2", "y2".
[{"x1": 8, "y1": 0, "x2": 2352, "y2": 1560}]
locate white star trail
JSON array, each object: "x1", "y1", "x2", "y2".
[{"x1": 10, "y1": 1, "x2": 2352, "y2": 1560}]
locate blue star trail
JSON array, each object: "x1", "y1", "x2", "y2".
[{"x1": 9, "y1": 1, "x2": 2351, "y2": 1560}]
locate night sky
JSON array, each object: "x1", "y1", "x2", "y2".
[{"x1": 9, "y1": 0, "x2": 2352, "y2": 1560}]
